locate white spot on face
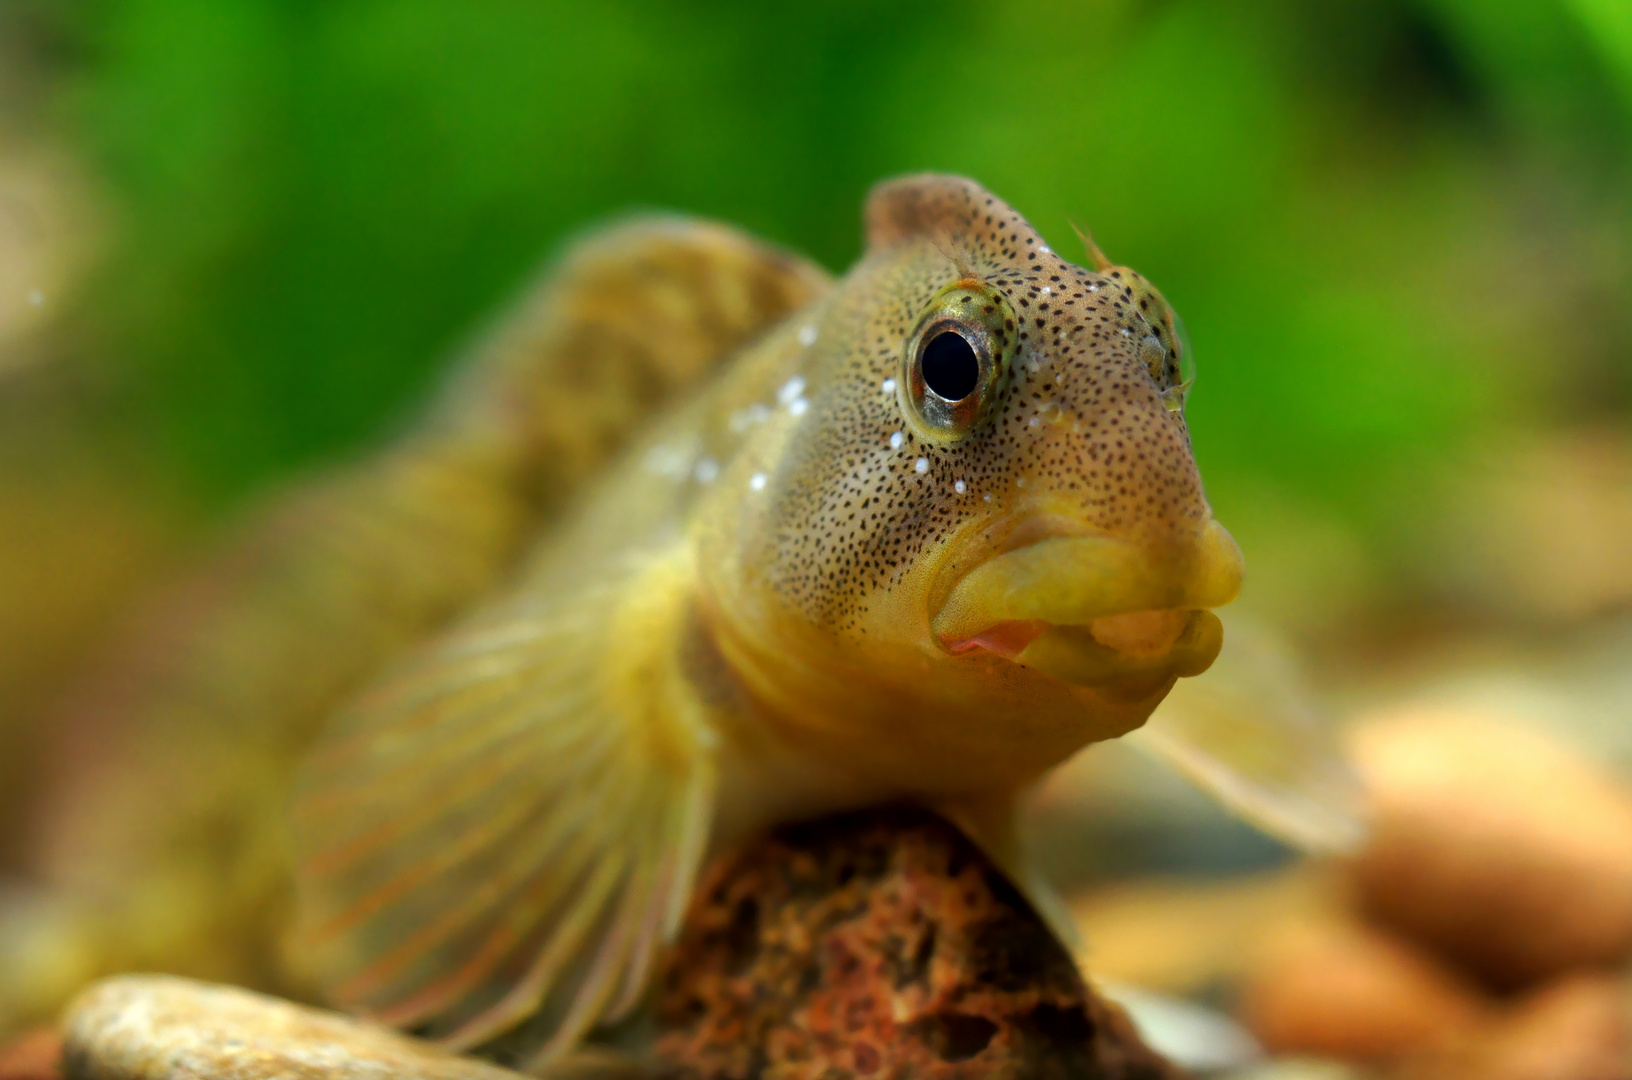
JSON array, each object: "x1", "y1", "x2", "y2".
[
  {"x1": 693, "y1": 457, "x2": 719, "y2": 484},
  {"x1": 881, "y1": 377, "x2": 896, "y2": 394},
  {"x1": 27, "y1": 289, "x2": 44, "y2": 307},
  {"x1": 914, "y1": 457, "x2": 929, "y2": 474},
  {"x1": 1088, "y1": 283, "x2": 1100, "y2": 293},
  {"x1": 1120, "y1": 328, "x2": 1132, "y2": 338},
  {"x1": 749, "y1": 472, "x2": 767, "y2": 491},
  {"x1": 1040, "y1": 286, "x2": 1051, "y2": 296},
  {"x1": 798, "y1": 324, "x2": 817, "y2": 347},
  {"x1": 983, "y1": 493, "x2": 994, "y2": 503},
  {"x1": 1028, "y1": 415, "x2": 1042, "y2": 428},
  {"x1": 954, "y1": 480, "x2": 966, "y2": 494},
  {"x1": 728, "y1": 403, "x2": 772, "y2": 433},
  {"x1": 643, "y1": 444, "x2": 690, "y2": 478},
  {"x1": 777, "y1": 376, "x2": 807, "y2": 405},
  {"x1": 788, "y1": 397, "x2": 808, "y2": 417},
  {"x1": 888, "y1": 431, "x2": 904, "y2": 450},
  {"x1": 1038, "y1": 245, "x2": 1051, "y2": 254},
  {"x1": 1016, "y1": 476, "x2": 1028, "y2": 488}
]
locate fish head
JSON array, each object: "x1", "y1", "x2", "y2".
[{"x1": 705, "y1": 175, "x2": 1243, "y2": 787}]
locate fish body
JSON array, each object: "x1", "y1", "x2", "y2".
[
  {"x1": 291, "y1": 176, "x2": 1246, "y2": 1063},
  {"x1": 0, "y1": 217, "x2": 827, "y2": 1033},
  {"x1": 1, "y1": 176, "x2": 1355, "y2": 1064}
]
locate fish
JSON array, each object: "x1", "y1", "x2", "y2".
[
  {"x1": 0, "y1": 174, "x2": 1360, "y2": 1062},
  {"x1": 0, "y1": 214, "x2": 829, "y2": 1033},
  {"x1": 283, "y1": 174, "x2": 1360, "y2": 1067}
]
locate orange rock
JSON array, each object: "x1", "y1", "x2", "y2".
[
  {"x1": 1239, "y1": 917, "x2": 1491, "y2": 1060},
  {"x1": 1402, "y1": 974, "x2": 1632, "y2": 1080},
  {"x1": 0, "y1": 1027, "x2": 60, "y2": 1080},
  {"x1": 1068, "y1": 865, "x2": 1338, "y2": 998},
  {"x1": 1348, "y1": 708, "x2": 1632, "y2": 989}
]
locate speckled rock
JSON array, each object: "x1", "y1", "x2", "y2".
[
  {"x1": 61, "y1": 976, "x2": 526, "y2": 1080},
  {"x1": 654, "y1": 805, "x2": 1181, "y2": 1080}
]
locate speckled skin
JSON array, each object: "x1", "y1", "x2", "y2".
[
  {"x1": 689, "y1": 176, "x2": 1236, "y2": 801},
  {"x1": 762, "y1": 183, "x2": 1204, "y2": 615}
]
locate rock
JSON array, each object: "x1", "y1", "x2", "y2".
[
  {"x1": 654, "y1": 805, "x2": 1181, "y2": 1080},
  {"x1": 1401, "y1": 974, "x2": 1632, "y2": 1080},
  {"x1": 60, "y1": 976, "x2": 528, "y2": 1080},
  {"x1": 0, "y1": 1027, "x2": 62, "y2": 1080},
  {"x1": 1432, "y1": 429, "x2": 1632, "y2": 624},
  {"x1": 1238, "y1": 917, "x2": 1490, "y2": 1060},
  {"x1": 1100, "y1": 982, "x2": 1261, "y2": 1073},
  {"x1": 1067, "y1": 866, "x2": 1336, "y2": 998},
  {"x1": 52, "y1": 809, "x2": 1184, "y2": 1080},
  {"x1": 1346, "y1": 708, "x2": 1632, "y2": 988},
  {"x1": 1220, "y1": 1063, "x2": 1366, "y2": 1080}
]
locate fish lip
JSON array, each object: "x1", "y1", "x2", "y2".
[
  {"x1": 1007, "y1": 610, "x2": 1224, "y2": 698},
  {"x1": 930, "y1": 518, "x2": 1242, "y2": 689}
]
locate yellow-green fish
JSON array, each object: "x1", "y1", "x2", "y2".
[
  {"x1": 286, "y1": 175, "x2": 1303, "y2": 1066},
  {"x1": 1, "y1": 175, "x2": 1356, "y2": 1063}
]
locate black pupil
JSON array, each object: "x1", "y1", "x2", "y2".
[{"x1": 921, "y1": 331, "x2": 980, "y2": 401}]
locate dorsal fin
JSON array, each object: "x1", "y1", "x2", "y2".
[
  {"x1": 439, "y1": 216, "x2": 831, "y2": 507},
  {"x1": 865, "y1": 174, "x2": 1035, "y2": 260}
]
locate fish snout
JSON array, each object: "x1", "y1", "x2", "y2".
[{"x1": 933, "y1": 518, "x2": 1244, "y2": 700}]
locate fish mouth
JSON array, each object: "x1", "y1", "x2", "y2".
[{"x1": 932, "y1": 519, "x2": 1244, "y2": 702}]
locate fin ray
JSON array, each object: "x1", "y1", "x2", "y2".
[
  {"x1": 291, "y1": 544, "x2": 716, "y2": 1062},
  {"x1": 1131, "y1": 613, "x2": 1367, "y2": 854}
]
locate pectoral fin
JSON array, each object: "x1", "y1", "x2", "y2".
[
  {"x1": 1129, "y1": 614, "x2": 1367, "y2": 854},
  {"x1": 289, "y1": 545, "x2": 714, "y2": 1068}
]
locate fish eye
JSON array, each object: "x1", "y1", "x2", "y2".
[
  {"x1": 1139, "y1": 335, "x2": 1167, "y2": 385},
  {"x1": 922, "y1": 331, "x2": 980, "y2": 401},
  {"x1": 1125, "y1": 274, "x2": 1193, "y2": 418},
  {"x1": 1166, "y1": 312, "x2": 1196, "y2": 414},
  {"x1": 899, "y1": 279, "x2": 1017, "y2": 441}
]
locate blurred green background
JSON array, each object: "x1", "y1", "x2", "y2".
[
  {"x1": 1, "y1": 2, "x2": 1631, "y2": 1044},
  {"x1": 1, "y1": 0, "x2": 1630, "y2": 714}
]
